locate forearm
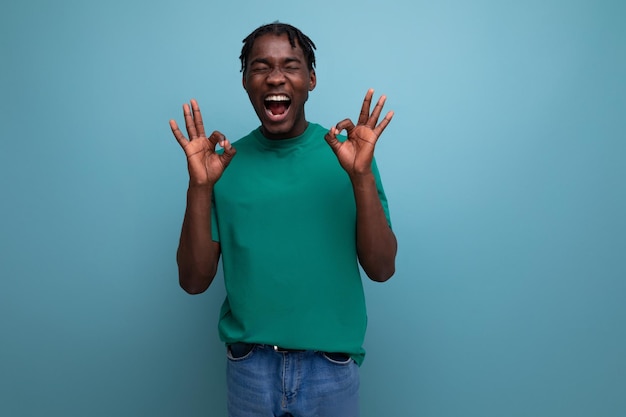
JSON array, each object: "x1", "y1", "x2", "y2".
[
  {"x1": 351, "y1": 173, "x2": 397, "y2": 282},
  {"x1": 177, "y1": 184, "x2": 221, "y2": 294}
]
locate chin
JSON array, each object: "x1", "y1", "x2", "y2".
[{"x1": 261, "y1": 121, "x2": 296, "y2": 139}]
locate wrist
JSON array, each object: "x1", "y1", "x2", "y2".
[
  {"x1": 188, "y1": 181, "x2": 215, "y2": 190},
  {"x1": 349, "y1": 171, "x2": 376, "y2": 189},
  {"x1": 349, "y1": 169, "x2": 374, "y2": 182}
]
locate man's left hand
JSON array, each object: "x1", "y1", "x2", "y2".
[{"x1": 324, "y1": 89, "x2": 394, "y2": 178}]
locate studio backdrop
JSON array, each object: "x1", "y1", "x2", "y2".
[{"x1": 1, "y1": 0, "x2": 624, "y2": 416}]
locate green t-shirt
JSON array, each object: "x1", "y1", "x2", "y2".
[{"x1": 211, "y1": 122, "x2": 391, "y2": 365}]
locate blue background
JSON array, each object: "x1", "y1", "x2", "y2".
[{"x1": 1, "y1": 0, "x2": 624, "y2": 416}]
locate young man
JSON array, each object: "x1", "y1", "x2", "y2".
[{"x1": 169, "y1": 22, "x2": 397, "y2": 417}]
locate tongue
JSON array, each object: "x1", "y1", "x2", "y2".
[{"x1": 268, "y1": 102, "x2": 288, "y2": 115}]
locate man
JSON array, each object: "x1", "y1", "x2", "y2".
[{"x1": 169, "y1": 22, "x2": 397, "y2": 417}]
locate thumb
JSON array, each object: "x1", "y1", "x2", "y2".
[
  {"x1": 324, "y1": 127, "x2": 342, "y2": 153},
  {"x1": 220, "y1": 139, "x2": 237, "y2": 167}
]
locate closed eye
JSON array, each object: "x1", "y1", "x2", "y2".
[{"x1": 250, "y1": 64, "x2": 270, "y2": 73}]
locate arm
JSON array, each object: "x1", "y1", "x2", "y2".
[
  {"x1": 176, "y1": 184, "x2": 221, "y2": 294},
  {"x1": 169, "y1": 99, "x2": 237, "y2": 293},
  {"x1": 325, "y1": 89, "x2": 397, "y2": 282},
  {"x1": 350, "y1": 171, "x2": 397, "y2": 282}
]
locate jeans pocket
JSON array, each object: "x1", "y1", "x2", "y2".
[
  {"x1": 227, "y1": 343, "x2": 256, "y2": 361},
  {"x1": 321, "y1": 351, "x2": 353, "y2": 365}
]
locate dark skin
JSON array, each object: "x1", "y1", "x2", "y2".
[
  {"x1": 169, "y1": 34, "x2": 397, "y2": 294},
  {"x1": 242, "y1": 33, "x2": 316, "y2": 139}
]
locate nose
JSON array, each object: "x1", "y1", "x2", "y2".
[{"x1": 266, "y1": 67, "x2": 286, "y2": 85}]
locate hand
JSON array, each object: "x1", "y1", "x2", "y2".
[
  {"x1": 169, "y1": 99, "x2": 236, "y2": 186},
  {"x1": 324, "y1": 89, "x2": 393, "y2": 177}
]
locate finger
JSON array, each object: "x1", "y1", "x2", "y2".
[
  {"x1": 208, "y1": 131, "x2": 237, "y2": 167},
  {"x1": 169, "y1": 119, "x2": 189, "y2": 148},
  {"x1": 358, "y1": 89, "x2": 374, "y2": 125},
  {"x1": 207, "y1": 130, "x2": 226, "y2": 150},
  {"x1": 335, "y1": 118, "x2": 355, "y2": 134},
  {"x1": 367, "y1": 94, "x2": 387, "y2": 128},
  {"x1": 324, "y1": 127, "x2": 345, "y2": 154},
  {"x1": 220, "y1": 138, "x2": 237, "y2": 167},
  {"x1": 190, "y1": 99, "x2": 206, "y2": 138},
  {"x1": 324, "y1": 127, "x2": 341, "y2": 151},
  {"x1": 373, "y1": 110, "x2": 394, "y2": 137},
  {"x1": 183, "y1": 103, "x2": 198, "y2": 139}
]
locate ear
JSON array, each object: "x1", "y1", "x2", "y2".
[
  {"x1": 308, "y1": 69, "x2": 317, "y2": 91},
  {"x1": 242, "y1": 75, "x2": 247, "y2": 91}
]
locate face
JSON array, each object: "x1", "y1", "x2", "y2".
[{"x1": 243, "y1": 34, "x2": 316, "y2": 140}]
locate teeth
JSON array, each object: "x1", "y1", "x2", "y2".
[{"x1": 265, "y1": 95, "x2": 290, "y2": 102}]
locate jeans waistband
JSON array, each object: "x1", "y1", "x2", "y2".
[{"x1": 228, "y1": 342, "x2": 350, "y2": 362}]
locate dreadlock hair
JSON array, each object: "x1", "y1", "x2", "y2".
[{"x1": 240, "y1": 22, "x2": 317, "y2": 75}]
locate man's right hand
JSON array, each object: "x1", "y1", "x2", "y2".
[{"x1": 169, "y1": 99, "x2": 236, "y2": 186}]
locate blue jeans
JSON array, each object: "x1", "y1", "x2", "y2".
[{"x1": 226, "y1": 344, "x2": 360, "y2": 417}]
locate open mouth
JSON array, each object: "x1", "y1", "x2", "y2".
[{"x1": 264, "y1": 94, "x2": 291, "y2": 117}]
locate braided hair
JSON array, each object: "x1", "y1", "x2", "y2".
[{"x1": 240, "y1": 22, "x2": 317, "y2": 75}]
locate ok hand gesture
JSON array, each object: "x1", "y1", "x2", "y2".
[
  {"x1": 169, "y1": 99, "x2": 236, "y2": 186},
  {"x1": 324, "y1": 89, "x2": 393, "y2": 178}
]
